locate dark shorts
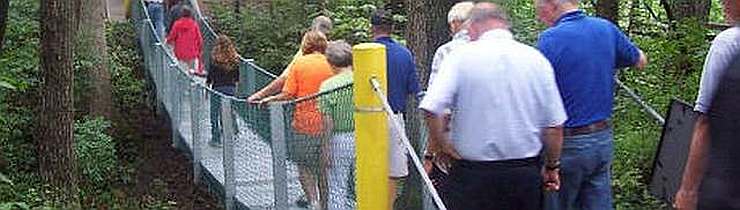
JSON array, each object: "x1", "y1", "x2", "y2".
[
  {"x1": 287, "y1": 133, "x2": 322, "y2": 174},
  {"x1": 440, "y1": 157, "x2": 542, "y2": 210}
]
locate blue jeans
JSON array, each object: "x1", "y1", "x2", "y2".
[
  {"x1": 210, "y1": 85, "x2": 235, "y2": 145},
  {"x1": 146, "y1": 2, "x2": 165, "y2": 40},
  {"x1": 546, "y1": 127, "x2": 614, "y2": 210}
]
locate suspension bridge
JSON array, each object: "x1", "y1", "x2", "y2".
[{"x1": 130, "y1": 0, "x2": 688, "y2": 209}]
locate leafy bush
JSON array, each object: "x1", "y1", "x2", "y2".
[
  {"x1": 74, "y1": 118, "x2": 117, "y2": 191},
  {"x1": 107, "y1": 21, "x2": 146, "y2": 111}
]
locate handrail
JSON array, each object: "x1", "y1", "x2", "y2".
[{"x1": 615, "y1": 77, "x2": 666, "y2": 125}]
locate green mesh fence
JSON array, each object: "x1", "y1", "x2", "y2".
[{"x1": 133, "y1": 0, "x2": 442, "y2": 209}]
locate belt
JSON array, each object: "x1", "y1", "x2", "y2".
[
  {"x1": 145, "y1": 0, "x2": 164, "y2": 4},
  {"x1": 456, "y1": 156, "x2": 539, "y2": 168},
  {"x1": 564, "y1": 120, "x2": 609, "y2": 137}
]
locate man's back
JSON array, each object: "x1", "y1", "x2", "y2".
[
  {"x1": 375, "y1": 37, "x2": 420, "y2": 113},
  {"x1": 537, "y1": 11, "x2": 640, "y2": 127},
  {"x1": 424, "y1": 30, "x2": 566, "y2": 161}
]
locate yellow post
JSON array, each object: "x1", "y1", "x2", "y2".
[{"x1": 353, "y1": 43, "x2": 389, "y2": 210}]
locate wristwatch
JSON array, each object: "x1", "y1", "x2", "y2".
[{"x1": 545, "y1": 160, "x2": 561, "y2": 171}]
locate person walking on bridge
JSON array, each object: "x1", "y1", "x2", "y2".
[
  {"x1": 258, "y1": 31, "x2": 334, "y2": 210},
  {"x1": 371, "y1": 8, "x2": 422, "y2": 209},
  {"x1": 166, "y1": 6, "x2": 204, "y2": 76},
  {"x1": 423, "y1": 1, "x2": 474, "y2": 188},
  {"x1": 674, "y1": 1, "x2": 740, "y2": 209},
  {"x1": 420, "y1": 3, "x2": 566, "y2": 209},
  {"x1": 534, "y1": 0, "x2": 648, "y2": 209},
  {"x1": 248, "y1": 16, "x2": 333, "y2": 103},
  {"x1": 206, "y1": 35, "x2": 240, "y2": 146},
  {"x1": 318, "y1": 40, "x2": 356, "y2": 210}
]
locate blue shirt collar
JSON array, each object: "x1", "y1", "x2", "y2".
[
  {"x1": 554, "y1": 10, "x2": 585, "y2": 26},
  {"x1": 375, "y1": 36, "x2": 395, "y2": 43}
]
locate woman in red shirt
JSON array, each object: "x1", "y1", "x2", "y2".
[{"x1": 166, "y1": 6, "x2": 203, "y2": 76}]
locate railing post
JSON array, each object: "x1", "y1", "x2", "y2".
[
  {"x1": 352, "y1": 43, "x2": 390, "y2": 210},
  {"x1": 190, "y1": 82, "x2": 203, "y2": 184},
  {"x1": 221, "y1": 98, "x2": 236, "y2": 210},
  {"x1": 269, "y1": 103, "x2": 289, "y2": 209}
]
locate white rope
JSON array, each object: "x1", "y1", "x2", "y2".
[{"x1": 369, "y1": 77, "x2": 448, "y2": 210}]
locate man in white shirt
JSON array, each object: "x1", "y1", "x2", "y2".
[
  {"x1": 674, "y1": 0, "x2": 740, "y2": 209},
  {"x1": 419, "y1": 2, "x2": 567, "y2": 209},
  {"x1": 428, "y1": 1, "x2": 474, "y2": 87}
]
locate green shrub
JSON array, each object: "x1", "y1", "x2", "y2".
[
  {"x1": 107, "y1": 21, "x2": 146, "y2": 111},
  {"x1": 74, "y1": 118, "x2": 117, "y2": 191}
]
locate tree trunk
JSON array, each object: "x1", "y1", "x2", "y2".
[
  {"x1": 39, "y1": 0, "x2": 80, "y2": 205},
  {"x1": 401, "y1": 0, "x2": 453, "y2": 209},
  {"x1": 78, "y1": 0, "x2": 114, "y2": 118},
  {"x1": 0, "y1": 0, "x2": 9, "y2": 51},
  {"x1": 596, "y1": 0, "x2": 619, "y2": 24},
  {"x1": 405, "y1": 0, "x2": 454, "y2": 90},
  {"x1": 662, "y1": 0, "x2": 711, "y2": 23}
]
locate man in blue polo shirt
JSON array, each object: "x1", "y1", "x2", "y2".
[
  {"x1": 371, "y1": 9, "x2": 422, "y2": 208},
  {"x1": 535, "y1": 0, "x2": 648, "y2": 209}
]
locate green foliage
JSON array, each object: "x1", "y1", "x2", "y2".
[
  {"x1": 208, "y1": 0, "x2": 386, "y2": 75},
  {"x1": 74, "y1": 118, "x2": 118, "y2": 191},
  {"x1": 107, "y1": 21, "x2": 146, "y2": 111}
]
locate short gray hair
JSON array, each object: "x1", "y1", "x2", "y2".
[
  {"x1": 325, "y1": 40, "x2": 353, "y2": 68},
  {"x1": 448, "y1": 1, "x2": 475, "y2": 23},
  {"x1": 311, "y1": 16, "x2": 333, "y2": 35},
  {"x1": 469, "y1": 2, "x2": 510, "y2": 27}
]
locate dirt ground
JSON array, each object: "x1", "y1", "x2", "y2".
[{"x1": 114, "y1": 101, "x2": 222, "y2": 210}]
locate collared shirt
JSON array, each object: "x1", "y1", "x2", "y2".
[
  {"x1": 429, "y1": 30, "x2": 470, "y2": 87},
  {"x1": 375, "y1": 36, "x2": 421, "y2": 113},
  {"x1": 537, "y1": 10, "x2": 640, "y2": 128},
  {"x1": 419, "y1": 29, "x2": 568, "y2": 162},
  {"x1": 319, "y1": 71, "x2": 354, "y2": 133},
  {"x1": 695, "y1": 26, "x2": 740, "y2": 114}
]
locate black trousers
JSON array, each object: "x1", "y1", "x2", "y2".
[{"x1": 440, "y1": 157, "x2": 542, "y2": 210}]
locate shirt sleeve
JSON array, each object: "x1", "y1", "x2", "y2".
[
  {"x1": 429, "y1": 46, "x2": 445, "y2": 87},
  {"x1": 613, "y1": 25, "x2": 640, "y2": 68},
  {"x1": 166, "y1": 21, "x2": 178, "y2": 45},
  {"x1": 695, "y1": 39, "x2": 736, "y2": 113},
  {"x1": 419, "y1": 51, "x2": 458, "y2": 116},
  {"x1": 407, "y1": 55, "x2": 421, "y2": 97},
  {"x1": 318, "y1": 83, "x2": 333, "y2": 115},
  {"x1": 282, "y1": 59, "x2": 300, "y2": 97},
  {"x1": 535, "y1": 56, "x2": 568, "y2": 127},
  {"x1": 536, "y1": 32, "x2": 560, "y2": 69}
]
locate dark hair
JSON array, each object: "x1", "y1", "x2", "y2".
[
  {"x1": 371, "y1": 9, "x2": 394, "y2": 28},
  {"x1": 180, "y1": 6, "x2": 192, "y2": 18}
]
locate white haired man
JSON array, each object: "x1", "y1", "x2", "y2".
[
  {"x1": 428, "y1": 1, "x2": 474, "y2": 86},
  {"x1": 423, "y1": 0, "x2": 474, "y2": 189},
  {"x1": 674, "y1": 0, "x2": 740, "y2": 209},
  {"x1": 421, "y1": 2, "x2": 565, "y2": 209},
  {"x1": 535, "y1": 0, "x2": 648, "y2": 209}
]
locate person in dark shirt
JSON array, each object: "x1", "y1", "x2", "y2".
[{"x1": 207, "y1": 35, "x2": 240, "y2": 146}]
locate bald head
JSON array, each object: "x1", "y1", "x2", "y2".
[{"x1": 468, "y1": 2, "x2": 510, "y2": 40}]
